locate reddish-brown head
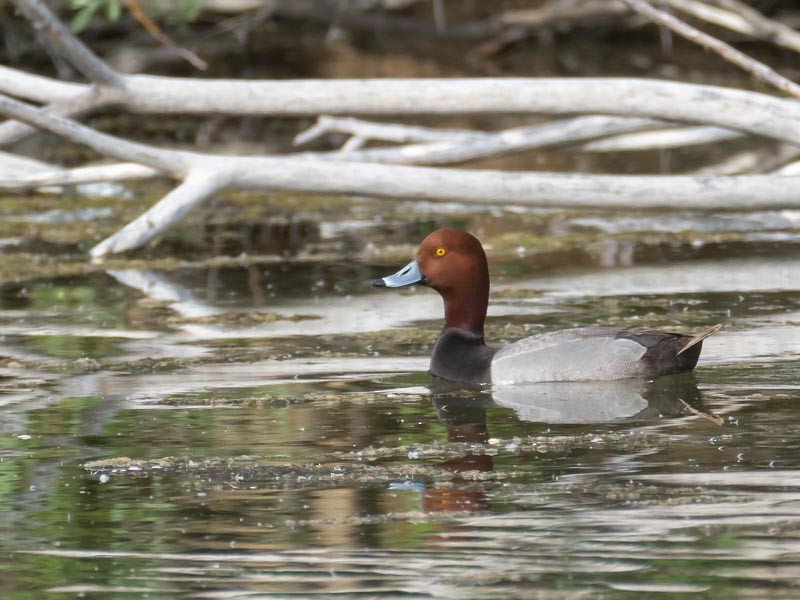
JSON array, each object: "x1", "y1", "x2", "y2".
[
  {"x1": 372, "y1": 229, "x2": 490, "y2": 332},
  {"x1": 415, "y1": 229, "x2": 490, "y2": 332}
]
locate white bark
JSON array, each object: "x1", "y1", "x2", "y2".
[
  {"x1": 10, "y1": 0, "x2": 121, "y2": 86},
  {"x1": 0, "y1": 92, "x2": 192, "y2": 176},
  {"x1": 121, "y1": 76, "x2": 800, "y2": 145},
  {"x1": 3, "y1": 63, "x2": 800, "y2": 145},
  {"x1": 689, "y1": 145, "x2": 800, "y2": 175},
  {"x1": 668, "y1": 0, "x2": 800, "y2": 54},
  {"x1": 0, "y1": 162, "x2": 158, "y2": 189},
  {"x1": 579, "y1": 125, "x2": 742, "y2": 152},
  {"x1": 2, "y1": 90, "x2": 799, "y2": 260},
  {"x1": 623, "y1": 0, "x2": 800, "y2": 99},
  {"x1": 295, "y1": 115, "x2": 494, "y2": 145},
  {"x1": 0, "y1": 86, "x2": 112, "y2": 146},
  {"x1": 300, "y1": 114, "x2": 672, "y2": 145},
  {"x1": 298, "y1": 115, "x2": 745, "y2": 160},
  {"x1": 302, "y1": 116, "x2": 679, "y2": 164},
  {"x1": 91, "y1": 154, "x2": 800, "y2": 259},
  {"x1": 90, "y1": 171, "x2": 227, "y2": 259},
  {"x1": 0, "y1": 65, "x2": 85, "y2": 103},
  {"x1": 774, "y1": 160, "x2": 800, "y2": 176},
  {"x1": 227, "y1": 157, "x2": 800, "y2": 211},
  {"x1": 2, "y1": 0, "x2": 796, "y2": 264}
]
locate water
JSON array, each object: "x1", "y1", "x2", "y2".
[{"x1": 0, "y1": 198, "x2": 798, "y2": 598}]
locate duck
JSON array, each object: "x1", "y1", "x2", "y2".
[{"x1": 372, "y1": 229, "x2": 720, "y2": 385}]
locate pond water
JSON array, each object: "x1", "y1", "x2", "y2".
[{"x1": 1, "y1": 197, "x2": 799, "y2": 598}]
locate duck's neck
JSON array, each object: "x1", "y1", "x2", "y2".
[{"x1": 441, "y1": 270, "x2": 489, "y2": 335}]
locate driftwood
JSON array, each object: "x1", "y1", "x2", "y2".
[
  {"x1": 1, "y1": 0, "x2": 799, "y2": 260},
  {"x1": 296, "y1": 115, "x2": 747, "y2": 157},
  {"x1": 669, "y1": 0, "x2": 800, "y2": 54},
  {"x1": 623, "y1": 0, "x2": 800, "y2": 99}
]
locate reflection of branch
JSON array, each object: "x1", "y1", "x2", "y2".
[
  {"x1": 623, "y1": 0, "x2": 800, "y2": 99},
  {"x1": 107, "y1": 269, "x2": 224, "y2": 318}
]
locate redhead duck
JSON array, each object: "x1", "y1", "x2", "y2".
[{"x1": 372, "y1": 229, "x2": 720, "y2": 385}]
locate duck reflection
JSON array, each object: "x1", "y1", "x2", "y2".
[
  {"x1": 432, "y1": 373, "x2": 707, "y2": 427},
  {"x1": 422, "y1": 374, "x2": 711, "y2": 514},
  {"x1": 489, "y1": 374, "x2": 707, "y2": 423},
  {"x1": 423, "y1": 392, "x2": 495, "y2": 513}
]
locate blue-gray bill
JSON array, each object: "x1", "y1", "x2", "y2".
[{"x1": 372, "y1": 259, "x2": 424, "y2": 287}]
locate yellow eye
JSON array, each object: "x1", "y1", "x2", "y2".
[{"x1": 435, "y1": 248, "x2": 447, "y2": 257}]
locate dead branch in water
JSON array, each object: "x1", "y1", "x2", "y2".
[
  {"x1": 295, "y1": 115, "x2": 744, "y2": 160},
  {"x1": 2, "y1": 0, "x2": 799, "y2": 261},
  {"x1": 2, "y1": 91, "x2": 798, "y2": 261},
  {"x1": 623, "y1": 0, "x2": 800, "y2": 99}
]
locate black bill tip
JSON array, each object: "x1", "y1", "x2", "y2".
[{"x1": 371, "y1": 278, "x2": 386, "y2": 287}]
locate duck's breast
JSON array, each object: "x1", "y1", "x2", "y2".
[{"x1": 490, "y1": 328, "x2": 648, "y2": 384}]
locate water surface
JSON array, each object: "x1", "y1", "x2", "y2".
[{"x1": 1, "y1": 201, "x2": 799, "y2": 598}]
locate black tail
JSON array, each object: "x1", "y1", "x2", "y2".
[{"x1": 677, "y1": 324, "x2": 722, "y2": 356}]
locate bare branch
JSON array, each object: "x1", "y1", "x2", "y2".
[
  {"x1": 4, "y1": 62, "x2": 800, "y2": 145},
  {"x1": 301, "y1": 116, "x2": 680, "y2": 165},
  {"x1": 483, "y1": 0, "x2": 633, "y2": 56},
  {"x1": 0, "y1": 150, "x2": 55, "y2": 175},
  {"x1": 500, "y1": 1, "x2": 629, "y2": 27},
  {"x1": 299, "y1": 116, "x2": 746, "y2": 161},
  {"x1": 0, "y1": 64, "x2": 85, "y2": 103},
  {"x1": 579, "y1": 125, "x2": 742, "y2": 152},
  {"x1": 674, "y1": 0, "x2": 800, "y2": 54},
  {"x1": 0, "y1": 92, "x2": 190, "y2": 176},
  {"x1": 228, "y1": 156, "x2": 800, "y2": 211},
  {"x1": 89, "y1": 76, "x2": 800, "y2": 145},
  {"x1": 0, "y1": 86, "x2": 110, "y2": 147},
  {"x1": 0, "y1": 88, "x2": 797, "y2": 216},
  {"x1": 773, "y1": 160, "x2": 800, "y2": 176},
  {"x1": 689, "y1": 144, "x2": 800, "y2": 175},
  {"x1": 9, "y1": 0, "x2": 122, "y2": 86},
  {"x1": 1, "y1": 92, "x2": 798, "y2": 260},
  {"x1": 90, "y1": 171, "x2": 227, "y2": 259},
  {"x1": 623, "y1": 0, "x2": 800, "y2": 99},
  {"x1": 295, "y1": 116, "x2": 488, "y2": 146},
  {"x1": 298, "y1": 115, "x2": 672, "y2": 146},
  {"x1": 123, "y1": 0, "x2": 208, "y2": 70},
  {"x1": 0, "y1": 162, "x2": 158, "y2": 189}
]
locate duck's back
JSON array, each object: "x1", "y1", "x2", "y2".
[{"x1": 490, "y1": 327, "x2": 703, "y2": 384}]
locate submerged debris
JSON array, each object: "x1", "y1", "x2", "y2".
[
  {"x1": 83, "y1": 454, "x2": 523, "y2": 487},
  {"x1": 83, "y1": 431, "x2": 661, "y2": 487},
  {"x1": 168, "y1": 312, "x2": 321, "y2": 326}
]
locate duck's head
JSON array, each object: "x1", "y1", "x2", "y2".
[{"x1": 372, "y1": 229, "x2": 489, "y2": 332}]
